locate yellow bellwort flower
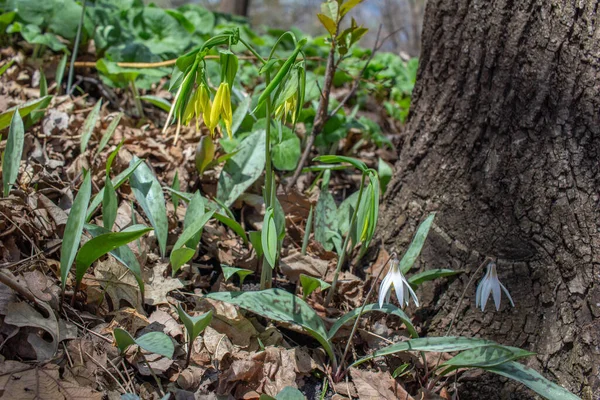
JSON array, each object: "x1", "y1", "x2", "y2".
[
  {"x1": 275, "y1": 92, "x2": 298, "y2": 123},
  {"x1": 208, "y1": 82, "x2": 233, "y2": 139},
  {"x1": 183, "y1": 84, "x2": 213, "y2": 132}
]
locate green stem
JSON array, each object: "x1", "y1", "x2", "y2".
[
  {"x1": 260, "y1": 71, "x2": 273, "y2": 290},
  {"x1": 325, "y1": 173, "x2": 367, "y2": 306},
  {"x1": 67, "y1": 0, "x2": 86, "y2": 95},
  {"x1": 130, "y1": 80, "x2": 144, "y2": 119},
  {"x1": 239, "y1": 38, "x2": 267, "y2": 65}
]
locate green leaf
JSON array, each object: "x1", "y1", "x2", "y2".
[
  {"x1": 39, "y1": 70, "x2": 48, "y2": 97},
  {"x1": 267, "y1": 386, "x2": 306, "y2": 400},
  {"x1": 129, "y1": 157, "x2": 168, "y2": 257},
  {"x1": 299, "y1": 274, "x2": 330, "y2": 300},
  {"x1": 314, "y1": 188, "x2": 337, "y2": 252},
  {"x1": 217, "y1": 129, "x2": 266, "y2": 206},
  {"x1": 249, "y1": 231, "x2": 263, "y2": 258},
  {"x1": 60, "y1": 171, "x2": 92, "y2": 289},
  {"x1": 85, "y1": 224, "x2": 145, "y2": 296},
  {"x1": 328, "y1": 303, "x2": 417, "y2": 340},
  {"x1": 2, "y1": 110, "x2": 24, "y2": 197},
  {"x1": 262, "y1": 207, "x2": 278, "y2": 269},
  {"x1": 320, "y1": 1, "x2": 339, "y2": 22},
  {"x1": 313, "y1": 155, "x2": 367, "y2": 173},
  {"x1": 317, "y1": 13, "x2": 336, "y2": 36},
  {"x1": 139, "y1": 95, "x2": 171, "y2": 112},
  {"x1": 170, "y1": 210, "x2": 215, "y2": 275},
  {"x1": 96, "y1": 112, "x2": 123, "y2": 156},
  {"x1": 336, "y1": 191, "x2": 359, "y2": 237},
  {"x1": 399, "y1": 213, "x2": 436, "y2": 274},
  {"x1": 301, "y1": 206, "x2": 313, "y2": 255},
  {"x1": 351, "y1": 336, "x2": 496, "y2": 368},
  {"x1": 114, "y1": 329, "x2": 174, "y2": 359},
  {"x1": 172, "y1": 170, "x2": 180, "y2": 214},
  {"x1": 483, "y1": 361, "x2": 580, "y2": 400},
  {"x1": 0, "y1": 96, "x2": 53, "y2": 130},
  {"x1": 408, "y1": 269, "x2": 462, "y2": 287},
  {"x1": 195, "y1": 136, "x2": 215, "y2": 175},
  {"x1": 221, "y1": 266, "x2": 253, "y2": 286},
  {"x1": 87, "y1": 159, "x2": 144, "y2": 221},
  {"x1": 340, "y1": 0, "x2": 363, "y2": 17},
  {"x1": 177, "y1": 304, "x2": 212, "y2": 345},
  {"x1": 378, "y1": 158, "x2": 393, "y2": 195},
  {"x1": 75, "y1": 224, "x2": 152, "y2": 284},
  {"x1": 271, "y1": 124, "x2": 301, "y2": 171},
  {"x1": 56, "y1": 53, "x2": 67, "y2": 92},
  {"x1": 0, "y1": 60, "x2": 14, "y2": 77},
  {"x1": 80, "y1": 100, "x2": 103, "y2": 154},
  {"x1": 214, "y1": 212, "x2": 248, "y2": 244},
  {"x1": 102, "y1": 143, "x2": 122, "y2": 230},
  {"x1": 443, "y1": 345, "x2": 535, "y2": 370},
  {"x1": 205, "y1": 289, "x2": 336, "y2": 368},
  {"x1": 231, "y1": 94, "x2": 251, "y2": 136}
]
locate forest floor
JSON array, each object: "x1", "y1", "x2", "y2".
[{"x1": 0, "y1": 49, "x2": 435, "y2": 400}]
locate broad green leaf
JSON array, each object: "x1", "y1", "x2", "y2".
[
  {"x1": 139, "y1": 95, "x2": 172, "y2": 112},
  {"x1": 102, "y1": 143, "x2": 122, "y2": 230},
  {"x1": 96, "y1": 112, "x2": 122, "y2": 156},
  {"x1": 340, "y1": 0, "x2": 363, "y2": 17},
  {"x1": 378, "y1": 158, "x2": 393, "y2": 195},
  {"x1": 183, "y1": 191, "x2": 206, "y2": 249},
  {"x1": 317, "y1": 13, "x2": 336, "y2": 36},
  {"x1": 85, "y1": 224, "x2": 145, "y2": 295},
  {"x1": 75, "y1": 224, "x2": 152, "y2": 284},
  {"x1": 483, "y1": 361, "x2": 580, "y2": 400},
  {"x1": 177, "y1": 304, "x2": 212, "y2": 344},
  {"x1": 262, "y1": 207, "x2": 278, "y2": 269},
  {"x1": 249, "y1": 231, "x2": 263, "y2": 258},
  {"x1": 60, "y1": 171, "x2": 92, "y2": 289},
  {"x1": 39, "y1": 70, "x2": 48, "y2": 97},
  {"x1": 114, "y1": 328, "x2": 174, "y2": 359},
  {"x1": 221, "y1": 266, "x2": 253, "y2": 286},
  {"x1": 195, "y1": 136, "x2": 215, "y2": 175},
  {"x1": 443, "y1": 345, "x2": 535, "y2": 370},
  {"x1": 351, "y1": 336, "x2": 496, "y2": 368},
  {"x1": 87, "y1": 159, "x2": 144, "y2": 221},
  {"x1": 129, "y1": 157, "x2": 168, "y2": 257},
  {"x1": 231, "y1": 94, "x2": 251, "y2": 136},
  {"x1": 299, "y1": 274, "x2": 330, "y2": 300},
  {"x1": 271, "y1": 124, "x2": 301, "y2": 171},
  {"x1": 214, "y1": 212, "x2": 248, "y2": 244},
  {"x1": 313, "y1": 155, "x2": 367, "y2": 173},
  {"x1": 262, "y1": 386, "x2": 306, "y2": 400},
  {"x1": 320, "y1": 1, "x2": 339, "y2": 22},
  {"x1": 408, "y1": 269, "x2": 462, "y2": 287},
  {"x1": 336, "y1": 191, "x2": 359, "y2": 237},
  {"x1": 314, "y1": 188, "x2": 337, "y2": 252},
  {"x1": 205, "y1": 289, "x2": 336, "y2": 367},
  {"x1": 2, "y1": 110, "x2": 24, "y2": 197},
  {"x1": 170, "y1": 210, "x2": 215, "y2": 274},
  {"x1": 80, "y1": 100, "x2": 102, "y2": 154},
  {"x1": 328, "y1": 303, "x2": 417, "y2": 340},
  {"x1": 399, "y1": 213, "x2": 436, "y2": 274},
  {"x1": 0, "y1": 96, "x2": 53, "y2": 130},
  {"x1": 217, "y1": 129, "x2": 266, "y2": 206}
]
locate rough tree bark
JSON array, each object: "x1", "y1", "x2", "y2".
[{"x1": 379, "y1": 0, "x2": 599, "y2": 398}]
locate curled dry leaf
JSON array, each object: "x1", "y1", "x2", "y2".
[
  {"x1": 0, "y1": 360, "x2": 103, "y2": 400},
  {"x1": 149, "y1": 309, "x2": 183, "y2": 338},
  {"x1": 350, "y1": 368, "x2": 414, "y2": 400},
  {"x1": 4, "y1": 301, "x2": 58, "y2": 361},
  {"x1": 280, "y1": 251, "x2": 328, "y2": 283},
  {"x1": 203, "y1": 326, "x2": 234, "y2": 363},
  {"x1": 145, "y1": 263, "x2": 184, "y2": 306},
  {"x1": 94, "y1": 258, "x2": 143, "y2": 312}
]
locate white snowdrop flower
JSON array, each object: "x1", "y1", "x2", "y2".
[
  {"x1": 475, "y1": 262, "x2": 515, "y2": 311},
  {"x1": 378, "y1": 257, "x2": 419, "y2": 308}
]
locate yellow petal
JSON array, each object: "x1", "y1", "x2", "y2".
[
  {"x1": 222, "y1": 83, "x2": 233, "y2": 139},
  {"x1": 209, "y1": 83, "x2": 225, "y2": 136}
]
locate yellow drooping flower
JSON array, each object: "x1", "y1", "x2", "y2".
[
  {"x1": 275, "y1": 92, "x2": 298, "y2": 123},
  {"x1": 208, "y1": 82, "x2": 233, "y2": 139},
  {"x1": 183, "y1": 84, "x2": 212, "y2": 132}
]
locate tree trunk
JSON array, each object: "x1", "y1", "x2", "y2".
[
  {"x1": 218, "y1": 0, "x2": 251, "y2": 17},
  {"x1": 379, "y1": 0, "x2": 599, "y2": 398}
]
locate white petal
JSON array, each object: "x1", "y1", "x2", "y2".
[
  {"x1": 480, "y1": 278, "x2": 493, "y2": 311},
  {"x1": 475, "y1": 278, "x2": 484, "y2": 308},
  {"x1": 405, "y1": 280, "x2": 420, "y2": 307},
  {"x1": 500, "y1": 282, "x2": 515, "y2": 307},
  {"x1": 392, "y1": 272, "x2": 405, "y2": 307},
  {"x1": 379, "y1": 272, "x2": 393, "y2": 308},
  {"x1": 492, "y1": 277, "x2": 502, "y2": 311}
]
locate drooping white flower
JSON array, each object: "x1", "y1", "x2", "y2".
[
  {"x1": 378, "y1": 258, "x2": 419, "y2": 308},
  {"x1": 475, "y1": 262, "x2": 515, "y2": 311}
]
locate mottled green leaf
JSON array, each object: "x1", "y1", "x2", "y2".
[
  {"x1": 328, "y1": 303, "x2": 417, "y2": 340},
  {"x1": 2, "y1": 110, "x2": 24, "y2": 197},
  {"x1": 399, "y1": 213, "x2": 435, "y2": 274}
]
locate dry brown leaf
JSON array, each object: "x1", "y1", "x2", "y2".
[
  {"x1": 280, "y1": 251, "x2": 328, "y2": 282},
  {"x1": 108, "y1": 307, "x2": 149, "y2": 335},
  {"x1": 177, "y1": 366, "x2": 207, "y2": 391},
  {"x1": 149, "y1": 309, "x2": 183, "y2": 338},
  {"x1": 203, "y1": 326, "x2": 234, "y2": 363},
  {"x1": 0, "y1": 360, "x2": 103, "y2": 399},
  {"x1": 350, "y1": 368, "x2": 414, "y2": 400},
  {"x1": 94, "y1": 258, "x2": 143, "y2": 311},
  {"x1": 145, "y1": 263, "x2": 184, "y2": 306},
  {"x1": 261, "y1": 347, "x2": 298, "y2": 397},
  {"x1": 4, "y1": 301, "x2": 58, "y2": 361}
]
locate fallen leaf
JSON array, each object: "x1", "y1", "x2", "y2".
[
  {"x1": 0, "y1": 360, "x2": 103, "y2": 399},
  {"x1": 94, "y1": 258, "x2": 143, "y2": 311},
  {"x1": 145, "y1": 263, "x2": 184, "y2": 306},
  {"x1": 148, "y1": 309, "x2": 183, "y2": 338},
  {"x1": 4, "y1": 301, "x2": 58, "y2": 361},
  {"x1": 350, "y1": 368, "x2": 414, "y2": 400},
  {"x1": 280, "y1": 251, "x2": 328, "y2": 283}
]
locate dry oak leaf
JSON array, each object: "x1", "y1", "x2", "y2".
[
  {"x1": 280, "y1": 251, "x2": 328, "y2": 283},
  {"x1": 145, "y1": 263, "x2": 184, "y2": 306},
  {"x1": 350, "y1": 368, "x2": 414, "y2": 400},
  {"x1": 0, "y1": 360, "x2": 103, "y2": 400}
]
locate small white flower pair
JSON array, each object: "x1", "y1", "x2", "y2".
[{"x1": 378, "y1": 257, "x2": 514, "y2": 312}]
